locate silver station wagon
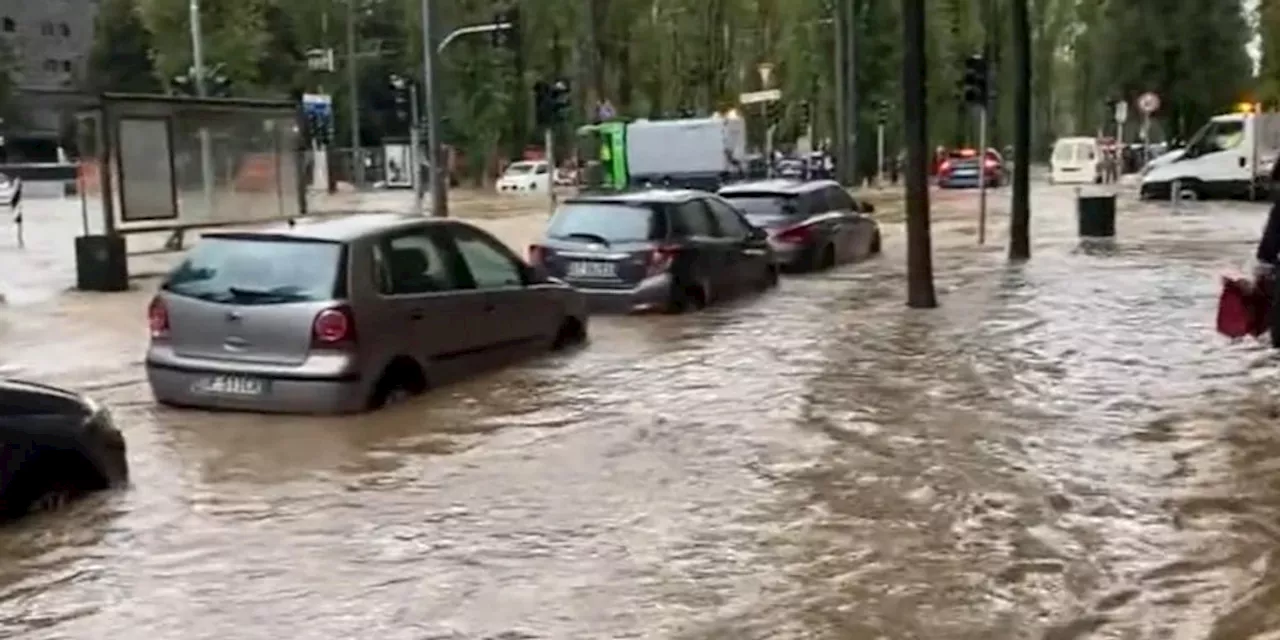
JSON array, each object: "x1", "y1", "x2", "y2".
[{"x1": 145, "y1": 214, "x2": 588, "y2": 414}]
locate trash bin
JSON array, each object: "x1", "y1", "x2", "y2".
[
  {"x1": 1077, "y1": 194, "x2": 1116, "y2": 238},
  {"x1": 74, "y1": 234, "x2": 129, "y2": 292}
]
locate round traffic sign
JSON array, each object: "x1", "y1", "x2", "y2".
[{"x1": 1138, "y1": 92, "x2": 1160, "y2": 114}]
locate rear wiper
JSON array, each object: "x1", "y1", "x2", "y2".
[
  {"x1": 557, "y1": 232, "x2": 611, "y2": 246},
  {"x1": 227, "y1": 286, "x2": 308, "y2": 301}
]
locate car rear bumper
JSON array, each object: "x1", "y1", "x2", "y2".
[
  {"x1": 145, "y1": 361, "x2": 367, "y2": 414},
  {"x1": 766, "y1": 241, "x2": 817, "y2": 270},
  {"x1": 569, "y1": 273, "x2": 675, "y2": 313},
  {"x1": 938, "y1": 174, "x2": 991, "y2": 188}
]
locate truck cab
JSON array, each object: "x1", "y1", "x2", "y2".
[{"x1": 1140, "y1": 111, "x2": 1279, "y2": 201}]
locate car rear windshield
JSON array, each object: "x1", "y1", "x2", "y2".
[
  {"x1": 162, "y1": 236, "x2": 343, "y2": 305},
  {"x1": 546, "y1": 202, "x2": 663, "y2": 243},
  {"x1": 721, "y1": 194, "x2": 798, "y2": 217}
]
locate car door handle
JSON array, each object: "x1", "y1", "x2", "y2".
[
  {"x1": 482, "y1": 302, "x2": 496, "y2": 312},
  {"x1": 409, "y1": 309, "x2": 424, "y2": 320},
  {"x1": 1240, "y1": 157, "x2": 1248, "y2": 167}
]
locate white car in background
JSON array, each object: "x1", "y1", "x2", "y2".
[{"x1": 496, "y1": 160, "x2": 551, "y2": 193}]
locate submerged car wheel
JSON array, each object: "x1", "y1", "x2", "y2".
[
  {"x1": 668, "y1": 279, "x2": 709, "y2": 313},
  {"x1": 552, "y1": 317, "x2": 587, "y2": 350},
  {"x1": 368, "y1": 358, "x2": 427, "y2": 410},
  {"x1": 870, "y1": 230, "x2": 882, "y2": 255}
]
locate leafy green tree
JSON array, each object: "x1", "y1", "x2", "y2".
[{"x1": 87, "y1": 0, "x2": 162, "y2": 93}]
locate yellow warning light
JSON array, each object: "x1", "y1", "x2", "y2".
[{"x1": 1237, "y1": 102, "x2": 1261, "y2": 114}]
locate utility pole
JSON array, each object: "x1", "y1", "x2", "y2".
[
  {"x1": 844, "y1": 0, "x2": 859, "y2": 186},
  {"x1": 1009, "y1": 0, "x2": 1031, "y2": 260},
  {"x1": 902, "y1": 0, "x2": 937, "y2": 308},
  {"x1": 833, "y1": 0, "x2": 847, "y2": 185},
  {"x1": 421, "y1": 0, "x2": 447, "y2": 217},
  {"x1": 347, "y1": 0, "x2": 364, "y2": 189}
]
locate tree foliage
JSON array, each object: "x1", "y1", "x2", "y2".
[{"x1": 84, "y1": 0, "x2": 1257, "y2": 178}]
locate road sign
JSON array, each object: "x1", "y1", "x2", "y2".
[
  {"x1": 305, "y1": 48, "x2": 335, "y2": 72},
  {"x1": 596, "y1": 100, "x2": 616, "y2": 120},
  {"x1": 740, "y1": 89, "x2": 782, "y2": 105},
  {"x1": 757, "y1": 63, "x2": 774, "y2": 88},
  {"x1": 302, "y1": 93, "x2": 333, "y2": 118},
  {"x1": 1138, "y1": 92, "x2": 1161, "y2": 114},
  {"x1": 1114, "y1": 100, "x2": 1128, "y2": 124}
]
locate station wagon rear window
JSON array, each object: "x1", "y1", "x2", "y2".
[
  {"x1": 162, "y1": 236, "x2": 343, "y2": 305},
  {"x1": 720, "y1": 194, "x2": 797, "y2": 217},
  {"x1": 546, "y1": 202, "x2": 665, "y2": 243}
]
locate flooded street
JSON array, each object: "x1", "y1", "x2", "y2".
[{"x1": 4, "y1": 185, "x2": 1280, "y2": 639}]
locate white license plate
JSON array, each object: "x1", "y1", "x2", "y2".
[
  {"x1": 192, "y1": 374, "x2": 268, "y2": 396},
  {"x1": 567, "y1": 261, "x2": 617, "y2": 278}
]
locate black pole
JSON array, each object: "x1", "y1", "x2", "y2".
[
  {"x1": 1008, "y1": 0, "x2": 1031, "y2": 260},
  {"x1": 902, "y1": 0, "x2": 936, "y2": 308},
  {"x1": 833, "y1": 0, "x2": 847, "y2": 185},
  {"x1": 845, "y1": 0, "x2": 859, "y2": 185}
]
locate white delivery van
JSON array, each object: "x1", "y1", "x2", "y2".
[
  {"x1": 1140, "y1": 111, "x2": 1280, "y2": 200},
  {"x1": 1049, "y1": 137, "x2": 1101, "y2": 184}
]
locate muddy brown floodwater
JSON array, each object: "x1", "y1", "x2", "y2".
[{"x1": 4, "y1": 185, "x2": 1280, "y2": 639}]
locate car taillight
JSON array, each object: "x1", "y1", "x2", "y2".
[
  {"x1": 528, "y1": 244, "x2": 546, "y2": 265},
  {"x1": 647, "y1": 245, "x2": 677, "y2": 276},
  {"x1": 312, "y1": 306, "x2": 356, "y2": 348},
  {"x1": 148, "y1": 297, "x2": 169, "y2": 339},
  {"x1": 939, "y1": 161, "x2": 952, "y2": 173},
  {"x1": 984, "y1": 159, "x2": 999, "y2": 169},
  {"x1": 775, "y1": 225, "x2": 812, "y2": 244}
]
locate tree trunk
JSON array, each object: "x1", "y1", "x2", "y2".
[
  {"x1": 902, "y1": 0, "x2": 937, "y2": 309},
  {"x1": 1009, "y1": 0, "x2": 1031, "y2": 261}
]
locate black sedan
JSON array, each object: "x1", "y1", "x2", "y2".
[
  {"x1": 1, "y1": 379, "x2": 128, "y2": 521},
  {"x1": 527, "y1": 189, "x2": 779, "y2": 313},
  {"x1": 718, "y1": 179, "x2": 881, "y2": 272}
]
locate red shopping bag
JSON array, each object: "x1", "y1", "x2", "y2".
[{"x1": 1217, "y1": 276, "x2": 1271, "y2": 338}]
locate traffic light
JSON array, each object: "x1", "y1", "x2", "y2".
[
  {"x1": 765, "y1": 101, "x2": 782, "y2": 126},
  {"x1": 962, "y1": 55, "x2": 988, "y2": 106},
  {"x1": 533, "y1": 80, "x2": 551, "y2": 127},
  {"x1": 492, "y1": 6, "x2": 520, "y2": 49},
  {"x1": 304, "y1": 109, "x2": 330, "y2": 146},
  {"x1": 389, "y1": 74, "x2": 412, "y2": 130},
  {"x1": 798, "y1": 101, "x2": 812, "y2": 127},
  {"x1": 550, "y1": 79, "x2": 571, "y2": 122},
  {"x1": 876, "y1": 100, "x2": 890, "y2": 125},
  {"x1": 171, "y1": 63, "x2": 231, "y2": 98}
]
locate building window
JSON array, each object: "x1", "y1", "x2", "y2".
[
  {"x1": 61, "y1": 60, "x2": 71, "y2": 72},
  {"x1": 43, "y1": 59, "x2": 57, "y2": 72},
  {"x1": 2, "y1": 18, "x2": 14, "y2": 32},
  {"x1": 40, "y1": 21, "x2": 53, "y2": 36},
  {"x1": 59, "y1": 23, "x2": 69, "y2": 37}
]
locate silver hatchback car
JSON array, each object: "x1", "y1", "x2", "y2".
[{"x1": 145, "y1": 214, "x2": 588, "y2": 414}]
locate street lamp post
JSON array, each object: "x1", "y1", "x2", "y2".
[{"x1": 188, "y1": 0, "x2": 215, "y2": 219}]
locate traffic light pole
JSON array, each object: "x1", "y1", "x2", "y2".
[
  {"x1": 544, "y1": 127, "x2": 556, "y2": 215},
  {"x1": 421, "y1": 16, "x2": 517, "y2": 218},
  {"x1": 977, "y1": 104, "x2": 988, "y2": 245},
  {"x1": 876, "y1": 121, "x2": 885, "y2": 187}
]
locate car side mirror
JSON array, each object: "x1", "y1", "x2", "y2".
[{"x1": 748, "y1": 226, "x2": 768, "y2": 241}]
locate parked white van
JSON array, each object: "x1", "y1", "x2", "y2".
[{"x1": 1049, "y1": 137, "x2": 1101, "y2": 185}]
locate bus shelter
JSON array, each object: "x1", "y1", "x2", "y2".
[{"x1": 73, "y1": 93, "x2": 304, "y2": 290}]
